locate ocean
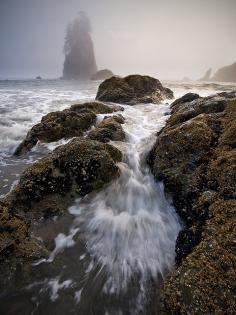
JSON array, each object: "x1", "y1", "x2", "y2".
[{"x1": 0, "y1": 79, "x2": 235, "y2": 314}]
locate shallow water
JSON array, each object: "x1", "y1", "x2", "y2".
[{"x1": 0, "y1": 79, "x2": 235, "y2": 314}]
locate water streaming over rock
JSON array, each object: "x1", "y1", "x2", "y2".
[
  {"x1": 70, "y1": 104, "x2": 181, "y2": 300},
  {"x1": 0, "y1": 79, "x2": 235, "y2": 314}
]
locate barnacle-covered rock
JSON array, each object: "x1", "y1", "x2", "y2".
[
  {"x1": 148, "y1": 92, "x2": 236, "y2": 314},
  {"x1": 2, "y1": 138, "x2": 122, "y2": 261},
  {"x1": 96, "y1": 75, "x2": 174, "y2": 105},
  {"x1": 14, "y1": 101, "x2": 123, "y2": 156},
  {"x1": 88, "y1": 115, "x2": 125, "y2": 143}
]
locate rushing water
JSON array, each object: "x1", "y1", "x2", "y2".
[{"x1": 0, "y1": 79, "x2": 236, "y2": 314}]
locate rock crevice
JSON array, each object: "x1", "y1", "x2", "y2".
[{"x1": 148, "y1": 91, "x2": 236, "y2": 314}]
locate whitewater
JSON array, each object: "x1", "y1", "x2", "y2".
[{"x1": 0, "y1": 79, "x2": 235, "y2": 314}]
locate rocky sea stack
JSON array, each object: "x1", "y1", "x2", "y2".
[
  {"x1": 199, "y1": 62, "x2": 236, "y2": 82},
  {"x1": 96, "y1": 74, "x2": 174, "y2": 104},
  {"x1": 63, "y1": 12, "x2": 97, "y2": 80},
  {"x1": 212, "y1": 62, "x2": 236, "y2": 83},
  {"x1": 148, "y1": 91, "x2": 236, "y2": 314}
]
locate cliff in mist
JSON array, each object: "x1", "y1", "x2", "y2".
[
  {"x1": 63, "y1": 12, "x2": 97, "y2": 79},
  {"x1": 211, "y1": 62, "x2": 236, "y2": 82},
  {"x1": 199, "y1": 68, "x2": 212, "y2": 81}
]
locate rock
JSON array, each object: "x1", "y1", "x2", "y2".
[
  {"x1": 0, "y1": 201, "x2": 44, "y2": 261},
  {"x1": 198, "y1": 68, "x2": 212, "y2": 81},
  {"x1": 14, "y1": 102, "x2": 123, "y2": 156},
  {"x1": 170, "y1": 92, "x2": 200, "y2": 108},
  {"x1": 14, "y1": 109, "x2": 96, "y2": 156},
  {"x1": 95, "y1": 75, "x2": 174, "y2": 105},
  {"x1": 159, "y1": 199, "x2": 236, "y2": 315},
  {"x1": 9, "y1": 138, "x2": 122, "y2": 215},
  {"x1": 3, "y1": 138, "x2": 122, "y2": 259},
  {"x1": 35, "y1": 76, "x2": 42, "y2": 80},
  {"x1": 103, "y1": 114, "x2": 125, "y2": 124},
  {"x1": 70, "y1": 101, "x2": 124, "y2": 114},
  {"x1": 91, "y1": 69, "x2": 114, "y2": 81},
  {"x1": 88, "y1": 116, "x2": 125, "y2": 143},
  {"x1": 148, "y1": 92, "x2": 236, "y2": 314},
  {"x1": 0, "y1": 138, "x2": 122, "y2": 296},
  {"x1": 168, "y1": 93, "x2": 227, "y2": 126},
  {"x1": 211, "y1": 62, "x2": 236, "y2": 82},
  {"x1": 63, "y1": 13, "x2": 97, "y2": 79}
]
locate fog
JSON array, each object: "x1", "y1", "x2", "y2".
[{"x1": 0, "y1": 0, "x2": 235, "y2": 80}]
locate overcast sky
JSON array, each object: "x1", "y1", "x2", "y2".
[{"x1": 0, "y1": 0, "x2": 235, "y2": 79}]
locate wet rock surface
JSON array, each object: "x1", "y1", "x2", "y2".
[
  {"x1": 14, "y1": 101, "x2": 123, "y2": 156},
  {"x1": 87, "y1": 115, "x2": 126, "y2": 143},
  {"x1": 1, "y1": 138, "x2": 122, "y2": 263},
  {"x1": 148, "y1": 91, "x2": 236, "y2": 314},
  {"x1": 96, "y1": 74, "x2": 174, "y2": 105}
]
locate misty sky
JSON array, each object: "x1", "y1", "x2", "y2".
[{"x1": 0, "y1": 0, "x2": 235, "y2": 80}]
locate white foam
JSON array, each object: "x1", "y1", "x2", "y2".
[
  {"x1": 34, "y1": 227, "x2": 79, "y2": 265},
  {"x1": 75, "y1": 289, "x2": 82, "y2": 303},
  {"x1": 47, "y1": 278, "x2": 73, "y2": 302},
  {"x1": 70, "y1": 102, "x2": 181, "y2": 299}
]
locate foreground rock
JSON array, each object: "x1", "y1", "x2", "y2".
[
  {"x1": 2, "y1": 138, "x2": 122, "y2": 262},
  {"x1": 14, "y1": 101, "x2": 123, "y2": 156},
  {"x1": 91, "y1": 69, "x2": 114, "y2": 81},
  {"x1": 96, "y1": 75, "x2": 174, "y2": 105},
  {"x1": 88, "y1": 115, "x2": 125, "y2": 143},
  {"x1": 148, "y1": 91, "x2": 236, "y2": 314}
]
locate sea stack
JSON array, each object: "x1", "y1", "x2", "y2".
[
  {"x1": 211, "y1": 62, "x2": 236, "y2": 82},
  {"x1": 63, "y1": 12, "x2": 97, "y2": 79},
  {"x1": 199, "y1": 67, "x2": 212, "y2": 81}
]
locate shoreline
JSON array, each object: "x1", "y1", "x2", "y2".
[{"x1": 0, "y1": 76, "x2": 235, "y2": 314}]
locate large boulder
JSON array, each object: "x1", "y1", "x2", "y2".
[
  {"x1": 148, "y1": 92, "x2": 236, "y2": 314},
  {"x1": 88, "y1": 115, "x2": 125, "y2": 143},
  {"x1": 95, "y1": 75, "x2": 174, "y2": 105},
  {"x1": 14, "y1": 102, "x2": 123, "y2": 156},
  {"x1": 2, "y1": 138, "x2": 122, "y2": 261},
  {"x1": 91, "y1": 69, "x2": 114, "y2": 81}
]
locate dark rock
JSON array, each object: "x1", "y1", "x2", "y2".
[
  {"x1": 63, "y1": 13, "x2": 97, "y2": 79},
  {"x1": 168, "y1": 93, "x2": 227, "y2": 126},
  {"x1": 211, "y1": 62, "x2": 236, "y2": 82},
  {"x1": 148, "y1": 92, "x2": 236, "y2": 314},
  {"x1": 96, "y1": 75, "x2": 174, "y2": 105},
  {"x1": 91, "y1": 69, "x2": 114, "y2": 81},
  {"x1": 14, "y1": 102, "x2": 123, "y2": 156},
  {"x1": 170, "y1": 93, "x2": 200, "y2": 108},
  {"x1": 3, "y1": 138, "x2": 122, "y2": 260},
  {"x1": 103, "y1": 114, "x2": 125, "y2": 124},
  {"x1": 70, "y1": 101, "x2": 124, "y2": 114},
  {"x1": 35, "y1": 76, "x2": 42, "y2": 80},
  {"x1": 0, "y1": 201, "x2": 44, "y2": 261},
  {"x1": 14, "y1": 110, "x2": 96, "y2": 156},
  {"x1": 88, "y1": 116, "x2": 126, "y2": 143}
]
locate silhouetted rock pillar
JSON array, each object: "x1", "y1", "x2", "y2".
[{"x1": 63, "y1": 12, "x2": 97, "y2": 79}]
